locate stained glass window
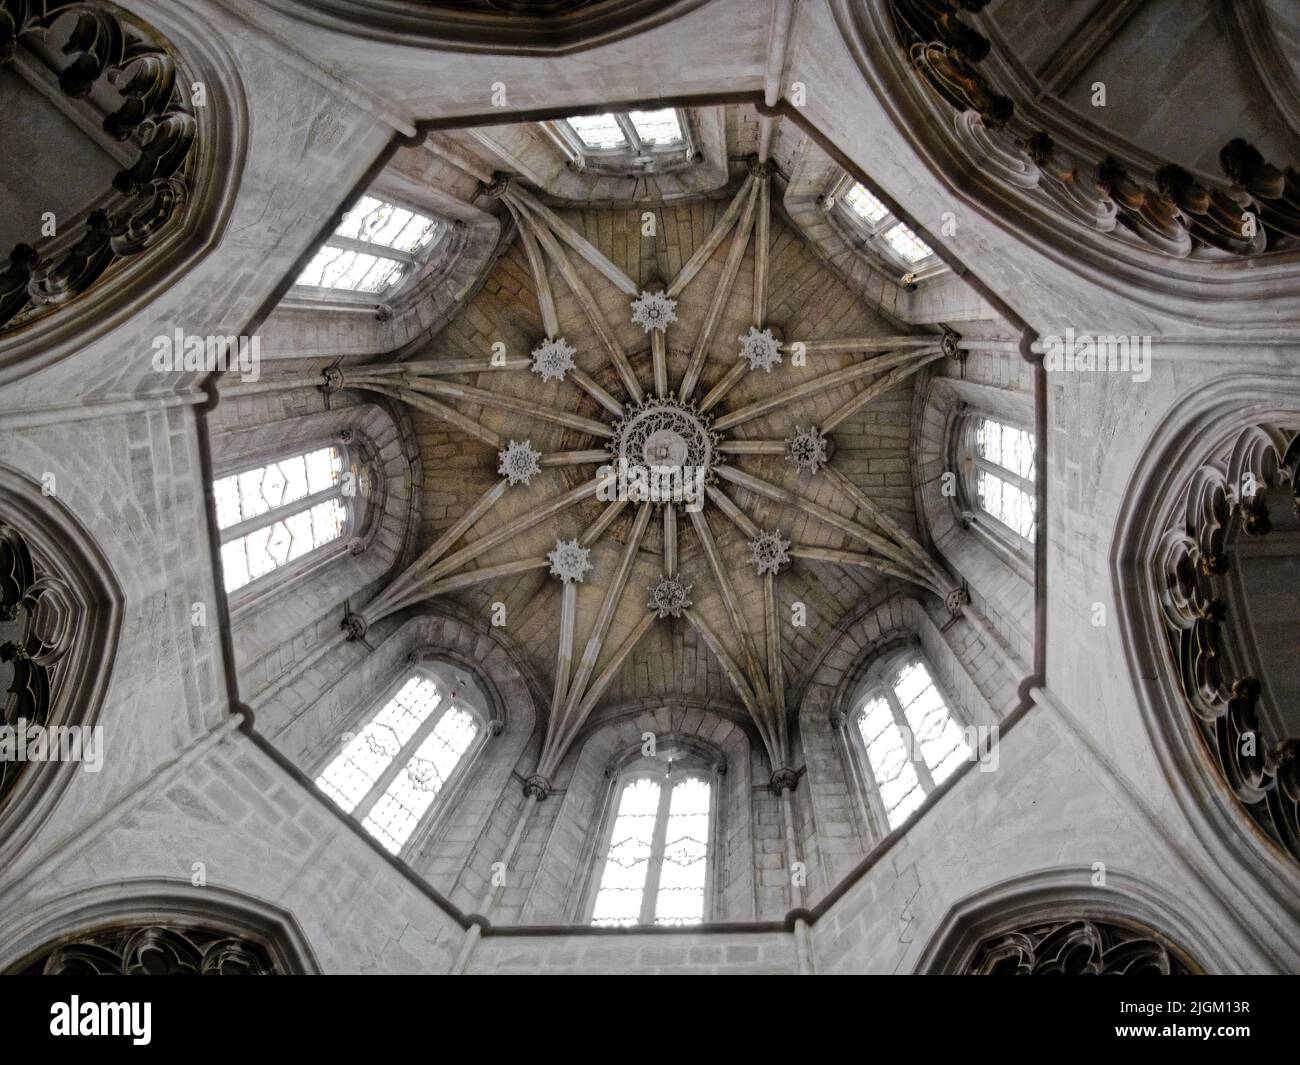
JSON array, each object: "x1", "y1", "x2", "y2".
[
  {"x1": 855, "y1": 657, "x2": 968, "y2": 830},
  {"x1": 316, "y1": 673, "x2": 481, "y2": 855},
  {"x1": 215, "y1": 446, "x2": 348, "y2": 593},
  {"x1": 971, "y1": 417, "x2": 1037, "y2": 542},
  {"x1": 295, "y1": 195, "x2": 444, "y2": 294},
  {"x1": 591, "y1": 772, "x2": 712, "y2": 926}
]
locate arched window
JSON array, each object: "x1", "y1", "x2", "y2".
[
  {"x1": 588, "y1": 751, "x2": 718, "y2": 927},
  {"x1": 826, "y1": 175, "x2": 943, "y2": 283},
  {"x1": 315, "y1": 667, "x2": 485, "y2": 855},
  {"x1": 213, "y1": 445, "x2": 352, "y2": 594},
  {"x1": 551, "y1": 108, "x2": 695, "y2": 174},
  {"x1": 849, "y1": 652, "x2": 970, "y2": 832},
  {"x1": 293, "y1": 194, "x2": 448, "y2": 303},
  {"x1": 958, "y1": 414, "x2": 1037, "y2": 549}
]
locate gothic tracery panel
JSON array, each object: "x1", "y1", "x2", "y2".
[
  {"x1": 0, "y1": 0, "x2": 199, "y2": 334},
  {"x1": 13, "y1": 923, "x2": 282, "y2": 975},
  {"x1": 963, "y1": 918, "x2": 1194, "y2": 976},
  {"x1": 1155, "y1": 423, "x2": 1300, "y2": 865},
  {"x1": 0, "y1": 520, "x2": 79, "y2": 809}
]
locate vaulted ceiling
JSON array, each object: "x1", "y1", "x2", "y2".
[{"x1": 301, "y1": 104, "x2": 998, "y2": 784}]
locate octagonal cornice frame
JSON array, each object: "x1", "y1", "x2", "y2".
[
  {"x1": 832, "y1": 0, "x2": 1300, "y2": 333},
  {"x1": 248, "y1": 0, "x2": 713, "y2": 56}
]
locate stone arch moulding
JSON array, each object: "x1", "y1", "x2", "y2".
[
  {"x1": 1113, "y1": 374, "x2": 1300, "y2": 955},
  {"x1": 0, "y1": 0, "x2": 248, "y2": 386},
  {"x1": 0, "y1": 463, "x2": 122, "y2": 873},
  {"x1": 835, "y1": 0, "x2": 1300, "y2": 327},
  {"x1": 0, "y1": 878, "x2": 320, "y2": 974},
  {"x1": 913, "y1": 867, "x2": 1234, "y2": 975},
  {"x1": 250, "y1": 0, "x2": 712, "y2": 55}
]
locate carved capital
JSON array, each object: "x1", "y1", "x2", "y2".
[
  {"x1": 770, "y1": 767, "x2": 800, "y2": 794},
  {"x1": 523, "y1": 774, "x2": 552, "y2": 800}
]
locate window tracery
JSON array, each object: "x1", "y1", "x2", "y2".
[
  {"x1": 315, "y1": 667, "x2": 485, "y2": 855},
  {"x1": 294, "y1": 195, "x2": 448, "y2": 301},
  {"x1": 847, "y1": 651, "x2": 970, "y2": 832},
  {"x1": 956, "y1": 414, "x2": 1037, "y2": 549},
  {"x1": 552, "y1": 108, "x2": 694, "y2": 174},
  {"x1": 589, "y1": 748, "x2": 717, "y2": 927},
  {"x1": 214, "y1": 445, "x2": 353, "y2": 594},
  {"x1": 827, "y1": 176, "x2": 940, "y2": 282}
]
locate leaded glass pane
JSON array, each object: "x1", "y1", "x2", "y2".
[
  {"x1": 628, "y1": 108, "x2": 683, "y2": 146},
  {"x1": 844, "y1": 182, "x2": 889, "y2": 225},
  {"x1": 336, "y1": 195, "x2": 440, "y2": 253},
  {"x1": 894, "y1": 660, "x2": 967, "y2": 785},
  {"x1": 976, "y1": 469, "x2": 1037, "y2": 541},
  {"x1": 654, "y1": 777, "x2": 710, "y2": 926},
  {"x1": 858, "y1": 694, "x2": 924, "y2": 828},
  {"x1": 882, "y1": 222, "x2": 934, "y2": 263},
  {"x1": 315, "y1": 677, "x2": 442, "y2": 813},
  {"x1": 566, "y1": 113, "x2": 628, "y2": 150},
  {"x1": 362, "y1": 706, "x2": 478, "y2": 853},
  {"x1": 214, "y1": 447, "x2": 341, "y2": 530},
  {"x1": 295, "y1": 245, "x2": 406, "y2": 292},
  {"x1": 591, "y1": 778, "x2": 661, "y2": 926},
  {"x1": 976, "y1": 418, "x2": 1035, "y2": 480}
]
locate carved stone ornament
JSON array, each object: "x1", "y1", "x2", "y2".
[
  {"x1": 497, "y1": 439, "x2": 542, "y2": 487},
  {"x1": 769, "y1": 766, "x2": 800, "y2": 794},
  {"x1": 647, "y1": 574, "x2": 692, "y2": 619},
  {"x1": 746, "y1": 529, "x2": 790, "y2": 576},
  {"x1": 1154, "y1": 423, "x2": 1300, "y2": 864},
  {"x1": 610, "y1": 395, "x2": 721, "y2": 499},
  {"x1": 522, "y1": 773, "x2": 551, "y2": 800},
  {"x1": 1, "y1": 521, "x2": 77, "y2": 806},
  {"x1": 340, "y1": 611, "x2": 368, "y2": 642},
  {"x1": 530, "y1": 336, "x2": 576, "y2": 383},
  {"x1": 13, "y1": 924, "x2": 281, "y2": 975},
  {"x1": 786, "y1": 425, "x2": 830, "y2": 475},
  {"x1": 0, "y1": 1, "x2": 199, "y2": 332},
  {"x1": 738, "y1": 326, "x2": 783, "y2": 372},
  {"x1": 963, "y1": 919, "x2": 1192, "y2": 975},
  {"x1": 630, "y1": 289, "x2": 677, "y2": 333},
  {"x1": 888, "y1": 2, "x2": 1299, "y2": 260},
  {"x1": 547, "y1": 538, "x2": 592, "y2": 583}
]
